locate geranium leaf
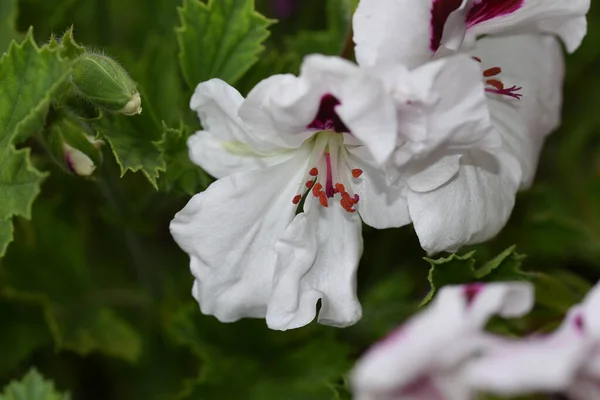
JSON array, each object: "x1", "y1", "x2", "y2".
[
  {"x1": 0, "y1": 0, "x2": 20, "y2": 55},
  {"x1": 0, "y1": 31, "x2": 72, "y2": 257},
  {"x1": 176, "y1": 0, "x2": 274, "y2": 88},
  {"x1": 0, "y1": 368, "x2": 70, "y2": 400}
]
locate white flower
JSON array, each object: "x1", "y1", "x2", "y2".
[
  {"x1": 64, "y1": 136, "x2": 104, "y2": 176},
  {"x1": 171, "y1": 55, "x2": 411, "y2": 330},
  {"x1": 465, "y1": 282, "x2": 600, "y2": 400},
  {"x1": 353, "y1": 0, "x2": 589, "y2": 69},
  {"x1": 350, "y1": 282, "x2": 534, "y2": 400},
  {"x1": 353, "y1": 0, "x2": 571, "y2": 252}
]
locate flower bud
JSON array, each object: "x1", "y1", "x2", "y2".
[
  {"x1": 70, "y1": 53, "x2": 142, "y2": 115},
  {"x1": 45, "y1": 113, "x2": 104, "y2": 176}
]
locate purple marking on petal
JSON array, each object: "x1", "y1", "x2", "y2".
[
  {"x1": 394, "y1": 376, "x2": 446, "y2": 400},
  {"x1": 307, "y1": 94, "x2": 350, "y2": 134},
  {"x1": 466, "y1": 0, "x2": 524, "y2": 28},
  {"x1": 65, "y1": 153, "x2": 76, "y2": 173},
  {"x1": 574, "y1": 314, "x2": 585, "y2": 332},
  {"x1": 464, "y1": 283, "x2": 485, "y2": 306},
  {"x1": 430, "y1": 0, "x2": 524, "y2": 52},
  {"x1": 430, "y1": 0, "x2": 463, "y2": 52}
]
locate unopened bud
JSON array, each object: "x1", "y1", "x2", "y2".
[
  {"x1": 71, "y1": 53, "x2": 142, "y2": 115},
  {"x1": 45, "y1": 112, "x2": 104, "y2": 176}
]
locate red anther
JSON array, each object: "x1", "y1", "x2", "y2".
[
  {"x1": 312, "y1": 182, "x2": 323, "y2": 197},
  {"x1": 335, "y1": 183, "x2": 346, "y2": 194},
  {"x1": 472, "y1": 56, "x2": 482, "y2": 63},
  {"x1": 483, "y1": 67, "x2": 501, "y2": 77},
  {"x1": 305, "y1": 180, "x2": 314, "y2": 189},
  {"x1": 486, "y1": 79, "x2": 504, "y2": 90},
  {"x1": 352, "y1": 169, "x2": 363, "y2": 178},
  {"x1": 292, "y1": 195, "x2": 302, "y2": 205},
  {"x1": 309, "y1": 168, "x2": 319, "y2": 176},
  {"x1": 319, "y1": 192, "x2": 328, "y2": 207},
  {"x1": 341, "y1": 201, "x2": 356, "y2": 213}
]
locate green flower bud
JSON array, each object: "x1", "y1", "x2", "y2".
[
  {"x1": 71, "y1": 53, "x2": 142, "y2": 116},
  {"x1": 45, "y1": 112, "x2": 104, "y2": 176}
]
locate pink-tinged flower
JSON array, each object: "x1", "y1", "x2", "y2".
[
  {"x1": 171, "y1": 55, "x2": 408, "y2": 330},
  {"x1": 353, "y1": 0, "x2": 571, "y2": 252},
  {"x1": 350, "y1": 282, "x2": 534, "y2": 400},
  {"x1": 465, "y1": 282, "x2": 600, "y2": 400}
]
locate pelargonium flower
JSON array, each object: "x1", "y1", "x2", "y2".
[
  {"x1": 354, "y1": 0, "x2": 590, "y2": 69},
  {"x1": 171, "y1": 55, "x2": 407, "y2": 330},
  {"x1": 353, "y1": 0, "x2": 576, "y2": 252},
  {"x1": 465, "y1": 282, "x2": 600, "y2": 400},
  {"x1": 350, "y1": 282, "x2": 534, "y2": 400},
  {"x1": 171, "y1": 51, "x2": 504, "y2": 330}
]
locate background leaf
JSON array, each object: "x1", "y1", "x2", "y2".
[
  {"x1": 176, "y1": 0, "x2": 274, "y2": 88},
  {"x1": 0, "y1": 369, "x2": 69, "y2": 400}
]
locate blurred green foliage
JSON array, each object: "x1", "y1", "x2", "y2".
[{"x1": 0, "y1": 0, "x2": 598, "y2": 399}]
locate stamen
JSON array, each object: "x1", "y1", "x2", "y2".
[
  {"x1": 483, "y1": 67, "x2": 501, "y2": 77},
  {"x1": 312, "y1": 182, "x2": 323, "y2": 197},
  {"x1": 319, "y1": 192, "x2": 329, "y2": 207},
  {"x1": 309, "y1": 168, "x2": 319, "y2": 176},
  {"x1": 352, "y1": 169, "x2": 363, "y2": 178},
  {"x1": 472, "y1": 56, "x2": 482, "y2": 63},
  {"x1": 485, "y1": 79, "x2": 504, "y2": 90},
  {"x1": 292, "y1": 195, "x2": 302, "y2": 205},
  {"x1": 324, "y1": 152, "x2": 335, "y2": 198},
  {"x1": 305, "y1": 180, "x2": 314, "y2": 189},
  {"x1": 485, "y1": 85, "x2": 523, "y2": 100}
]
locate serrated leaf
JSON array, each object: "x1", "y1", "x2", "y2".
[
  {"x1": 285, "y1": 0, "x2": 352, "y2": 58},
  {"x1": 1, "y1": 201, "x2": 142, "y2": 362},
  {"x1": 0, "y1": 31, "x2": 72, "y2": 257},
  {"x1": 476, "y1": 245, "x2": 529, "y2": 281},
  {"x1": 157, "y1": 123, "x2": 211, "y2": 195},
  {"x1": 92, "y1": 112, "x2": 166, "y2": 189},
  {"x1": 167, "y1": 305, "x2": 351, "y2": 400},
  {"x1": 0, "y1": 0, "x2": 20, "y2": 54},
  {"x1": 176, "y1": 0, "x2": 274, "y2": 88},
  {"x1": 421, "y1": 247, "x2": 532, "y2": 306},
  {"x1": 0, "y1": 369, "x2": 70, "y2": 400}
]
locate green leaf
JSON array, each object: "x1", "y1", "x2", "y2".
[
  {"x1": 285, "y1": 0, "x2": 352, "y2": 58},
  {"x1": 176, "y1": 0, "x2": 274, "y2": 88},
  {"x1": 0, "y1": 31, "x2": 72, "y2": 257},
  {"x1": 0, "y1": 0, "x2": 19, "y2": 54},
  {"x1": 92, "y1": 112, "x2": 166, "y2": 189},
  {"x1": 158, "y1": 123, "x2": 211, "y2": 195},
  {"x1": 1, "y1": 201, "x2": 142, "y2": 362},
  {"x1": 0, "y1": 368, "x2": 70, "y2": 400},
  {"x1": 421, "y1": 247, "x2": 531, "y2": 306},
  {"x1": 167, "y1": 305, "x2": 351, "y2": 400}
]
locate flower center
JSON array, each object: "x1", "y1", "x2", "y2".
[
  {"x1": 430, "y1": 0, "x2": 524, "y2": 52},
  {"x1": 307, "y1": 94, "x2": 350, "y2": 133},
  {"x1": 473, "y1": 57, "x2": 523, "y2": 100},
  {"x1": 291, "y1": 132, "x2": 363, "y2": 214}
]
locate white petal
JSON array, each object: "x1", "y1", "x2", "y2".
[
  {"x1": 266, "y1": 201, "x2": 363, "y2": 330},
  {"x1": 465, "y1": 322, "x2": 590, "y2": 396},
  {"x1": 170, "y1": 149, "x2": 310, "y2": 322},
  {"x1": 474, "y1": 34, "x2": 565, "y2": 189},
  {"x1": 301, "y1": 55, "x2": 398, "y2": 164},
  {"x1": 466, "y1": 282, "x2": 535, "y2": 325},
  {"x1": 409, "y1": 54, "x2": 498, "y2": 153},
  {"x1": 465, "y1": 0, "x2": 590, "y2": 53},
  {"x1": 405, "y1": 153, "x2": 462, "y2": 193},
  {"x1": 408, "y1": 150, "x2": 519, "y2": 253},
  {"x1": 353, "y1": 0, "x2": 434, "y2": 69},
  {"x1": 346, "y1": 147, "x2": 411, "y2": 229},
  {"x1": 187, "y1": 131, "x2": 292, "y2": 179},
  {"x1": 239, "y1": 74, "x2": 314, "y2": 151},
  {"x1": 189, "y1": 79, "x2": 290, "y2": 177}
]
